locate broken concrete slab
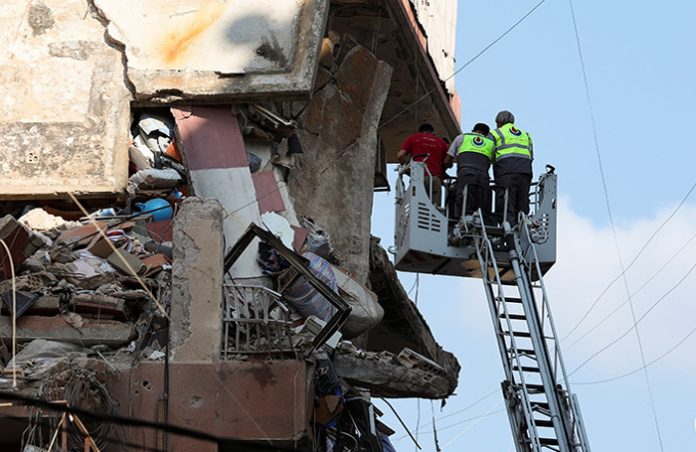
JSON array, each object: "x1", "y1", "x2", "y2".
[
  {"x1": 0, "y1": 315, "x2": 132, "y2": 347},
  {"x1": 367, "y1": 237, "x2": 460, "y2": 395},
  {"x1": 170, "y1": 198, "x2": 224, "y2": 362},
  {"x1": 70, "y1": 293, "x2": 126, "y2": 320},
  {"x1": 0, "y1": 215, "x2": 45, "y2": 279},
  {"x1": 93, "y1": 0, "x2": 329, "y2": 103},
  {"x1": 287, "y1": 44, "x2": 393, "y2": 283},
  {"x1": 332, "y1": 344, "x2": 452, "y2": 399},
  {"x1": 57, "y1": 222, "x2": 109, "y2": 249},
  {"x1": 0, "y1": 0, "x2": 131, "y2": 198}
]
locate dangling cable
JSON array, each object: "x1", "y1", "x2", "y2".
[{"x1": 567, "y1": 1, "x2": 664, "y2": 449}]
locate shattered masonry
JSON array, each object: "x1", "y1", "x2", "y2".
[{"x1": 0, "y1": 0, "x2": 460, "y2": 451}]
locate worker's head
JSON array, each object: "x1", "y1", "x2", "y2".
[
  {"x1": 472, "y1": 123, "x2": 490, "y2": 136},
  {"x1": 495, "y1": 110, "x2": 515, "y2": 128},
  {"x1": 418, "y1": 123, "x2": 435, "y2": 134}
]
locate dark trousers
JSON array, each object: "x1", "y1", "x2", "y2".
[
  {"x1": 454, "y1": 173, "x2": 490, "y2": 220},
  {"x1": 494, "y1": 173, "x2": 532, "y2": 225}
]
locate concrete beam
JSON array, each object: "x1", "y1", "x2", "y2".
[
  {"x1": 367, "y1": 238, "x2": 460, "y2": 396},
  {"x1": 332, "y1": 346, "x2": 452, "y2": 399},
  {"x1": 170, "y1": 197, "x2": 225, "y2": 362},
  {"x1": 0, "y1": 315, "x2": 132, "y2": 347}
]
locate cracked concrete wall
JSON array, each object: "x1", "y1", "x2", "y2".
[
  {"x1": 0, "y1": 0, "x2": 130, "y2": 198},
  {"x1": 94, "y1": 0, "x2": 329, "y2": 103},
  {"x1": 170, "y1": 197, "x2": 225, "y2": 362},
  {"x1": 287, "y1": 43, "x2": 393, "y2": 283}
]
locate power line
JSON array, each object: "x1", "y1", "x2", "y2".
[
  {"x1": 567, "y1": 228, "x2": 696, "y2": 349},
  {"x1": 574, "y1": 322, "x2": 696, "y2": 386},
  {"x1": 393, "y1": 388, "x2": 499, "y2": 442},
  {"x1": 221, "y1": 0, "x2": 549, "y2": 221},
  {"x1": 567, "y1": 1, "x2": 663, "y2": 448},
  {"x1": 562, "y1": 179, "x2": 696, "y2": 342},
  {"x1": 0, "y1": 392, "x2": 296, "y2": 451},
  {"x1": 568, "y1": 259, "x2": 696, "y2": 377}
]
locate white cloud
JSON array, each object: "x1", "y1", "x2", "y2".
[{"x1": 536, "y1": 197, "x2": 696, "y2": 379}]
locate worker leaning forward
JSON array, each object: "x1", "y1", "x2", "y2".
[
  {"x1": 444, "y1": 123, "x2": 494, "y2": 223},
  {"x1": 491, "y1": 111, "x2": 533, "y2": 226},
  {"x1": 397, "y1": 123, "x2": 450, "y2": 207}
]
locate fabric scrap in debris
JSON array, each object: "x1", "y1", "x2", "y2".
[{"x1": 284, "y1": 252, "x2": 338, "y2": 322}]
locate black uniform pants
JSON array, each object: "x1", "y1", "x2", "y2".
[
  {"x1": 494, "y1": 173, "x2": 532, "y2": 226},
  {"x1": 454, "y1": 173, "x2": 490, "y2": 220}
]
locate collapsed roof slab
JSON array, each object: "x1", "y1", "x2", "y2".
[
  {"x1": 94, "y1": 0, "x2": 329, "y2": 104},
  {"x1": 0, "y1": 0, "x2": 131, "y2": 199},
  {"x1": 367, "y1": 237, "x2": 460, "y2": 396}
]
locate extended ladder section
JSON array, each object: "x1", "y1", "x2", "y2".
[{"x1": 472, "y1": 218, "x2": 591, "y2": 452}]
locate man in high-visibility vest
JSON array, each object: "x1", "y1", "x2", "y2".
[
  {"x1": 444, "y1": 123, "x2": 494, "y2": 222},
  {"x1": 491, "y1": 110, "x2": 533, "y2": 226}
]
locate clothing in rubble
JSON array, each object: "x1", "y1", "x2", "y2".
[
  {"x1": 491, "y1": 111, "x2": 533, "y2": 226},
  {"x1": 446, "y1": 123, "x2": 494, "y2": 221}
]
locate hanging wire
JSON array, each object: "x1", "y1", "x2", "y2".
[
  {"x1": 574, "y1": 322, "x2": 696, "y2": 386},
  {"x1": 569, "y1": 259, "x2": 696, "y2": 377},
  {"x1": 567, "y1": 1, "x2": 664, "y2": 449},
  {"x1": 567, "y1": 228, "x2": 696, "y2": 349},
  {"x1": 562, "y1": 179, "x2": 696, "y2": 342},
  {"x1": 430, "y1": 400, "x2": 442, "y2": 452}
]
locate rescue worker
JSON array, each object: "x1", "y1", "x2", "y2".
[
  {"x1": 397, "y1": 123, "x2": 450, "y2": 207},
  {"x1": 444, "y1": 123, "x2": 494, "y2": 222},
  {"x1": 491, "y1": 110, "x2": 533, "y2": 226}
]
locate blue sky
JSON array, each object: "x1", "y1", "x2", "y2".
[{"x1": 372, "y1": 1, "x2": 696, "y2": 451}]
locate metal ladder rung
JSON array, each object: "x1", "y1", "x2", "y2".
[
  {"x1": 502, "y1": 297, "x2": 523, "y2": 303},
  {"x1": 513, "y1": 365, "x2": 540, "y2": 373},
  {"x1": 500, "y1": 313, "x2": 527, "y2": 321},
  {"x1": 508, "y1": 348, "x2": 536, "y2": 356},
  {"x1": 524, "y1": 383, "x2": 546, "y2": 394},
  {"x1": 539, "y1": 437, "x2": 560, "y2": 446},
  {"x1": 503, "y1": 330, "x2": 531, "y2": 338},
  {"x1": 534, "y1": 419, "x2": 555, "y2": 428}
]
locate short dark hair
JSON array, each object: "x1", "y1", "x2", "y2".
[
  {"x1": 472, "y1": 123, "x2": 490, "y2": 135},
  {"x1": 418, "y1": 123, "x2": 435, "y2": 133}
]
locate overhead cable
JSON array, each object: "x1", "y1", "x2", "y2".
[
  {"x1": 574, "y1": 323, "x2": 696, "y2": 386},
  {"x1": 567, "y1": 1, "x2": 664, "y2": 448},
  {"x1": 562, "y1": 178, "x2": 696, "y2": 342},
  {"x1": 0, "y1": 391, "x2": 296, "y2": 451},
  {"x1": 569, "y1": 259, "x2": 696, "y2": 377},
  {"x1": 567, "y1": 229, "x2": 696, "y2": 349}
]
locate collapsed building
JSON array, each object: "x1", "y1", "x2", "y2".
[{"x1": 0, "y1": 0, "x2": 461, "y2": 450}]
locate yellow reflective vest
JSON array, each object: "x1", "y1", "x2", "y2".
[{"x1": 491, "y1": 123, "x2": 533, "y2": 176}]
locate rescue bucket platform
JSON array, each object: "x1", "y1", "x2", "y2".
[{"x1": 393, "y1": 162, "x2": 558, "y2": 282}]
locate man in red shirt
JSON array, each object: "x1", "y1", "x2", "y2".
[{"x1": 397, "y1": 123, "x2": 450, "y2": 207}]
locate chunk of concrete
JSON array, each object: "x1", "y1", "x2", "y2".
[
  {"x1": 94, "y1": 0, "x2": 329, "y2": 102},
  {"x1": 287, "y1": 44, "x2": 393, "y2": 283},
  {"x1": 0, "y1": 0, "x2": 131, "y2": 198},
  {"x1": 0, "y1": 215, "x2": 45, "y2": 279},
  {"x1": 332, "y1": 344, "x2": 452, "y2": 399},
  {"x1": 170, "y1": 197, "x2": 224, "y2": 362},
  {"x1": 0, "y1": 315, "x2": 132, "y2": 347}
]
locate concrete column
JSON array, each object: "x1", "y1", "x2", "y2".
[{"x1": 170, "y1": 197, "x2": 224, "y2": 363}]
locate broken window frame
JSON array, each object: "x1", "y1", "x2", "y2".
[{"x1": 224, "y1": 224, "x2": 351, "y2": 355}]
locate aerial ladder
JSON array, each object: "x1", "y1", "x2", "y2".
[{"x1": 392, "y1": 161, "x2": 591, "y2": 452}]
